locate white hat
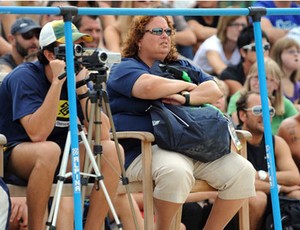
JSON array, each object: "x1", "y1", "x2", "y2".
[{"x1": 39, "y1": 20, "x2": 93, "y2": 48}]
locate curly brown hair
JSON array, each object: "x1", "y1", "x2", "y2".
[{"x1": 121, "y1": 15, "x2": 178, "y2": 63}]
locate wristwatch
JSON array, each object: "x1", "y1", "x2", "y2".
[
  {"x1": 258, "y1": 170, "x2": 268, "y2": 181},
  {"x1": 181, "y1": 92, "x2": 190, "y2": 106}
]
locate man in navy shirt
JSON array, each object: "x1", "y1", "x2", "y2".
[{"x1": 0, "y1": 20, "x2": 122, "y2": 230}]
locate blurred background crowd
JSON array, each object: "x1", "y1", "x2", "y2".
[{"x1": 0, "y1": 1, "x2": 300, "y2": 230}]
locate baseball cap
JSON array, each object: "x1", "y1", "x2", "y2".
[
  {"x1": 11, "y1": 17, "x2": 41, "y2": 35},
  {"x1": 39, "y1": 20, "x2": 93, "y2": 48}
]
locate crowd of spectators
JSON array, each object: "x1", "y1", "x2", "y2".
[{"x1": 0, "y1": 1, "x2": 300, "y2": 230}]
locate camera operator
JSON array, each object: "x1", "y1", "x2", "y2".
[{"x1": 0, "y1": 20, "x2": 123, "y2": 230}]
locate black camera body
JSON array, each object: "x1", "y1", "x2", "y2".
[{"x1": 54, "y1": 44, "x2": 121, "y2": 70}]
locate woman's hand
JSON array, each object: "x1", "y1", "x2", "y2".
[{"x1": 162, "y1": 93, "x2": 186, "y2": 105}]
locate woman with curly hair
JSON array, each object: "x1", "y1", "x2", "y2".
[{"x1": 107, "y1": 15, "x2": 256, "y2": 229}]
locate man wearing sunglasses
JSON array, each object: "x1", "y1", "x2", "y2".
[
  {"x1": 236, "y1": 91, "x2": 300, "y2": 230},
  {"x1": 0, "y1": 17, "x2": 41, "y2": 75},
  {"x1": 220, "y1": 25, "x2": 270, "y2": 97}
]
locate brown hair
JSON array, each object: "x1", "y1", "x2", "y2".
[
  {"x1": 270, "y1": 37, "x2": 300, "y2": 83},
  {"x1": 216, "y1": 7, "x2": 248, "y2": 45},
  {"x1": 243, "y1": 58, "x2": 284, "y2": 115},
  {"x1": 121, "y1": 15, "x2": 178, "y2": 62}
]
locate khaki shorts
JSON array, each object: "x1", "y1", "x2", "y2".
[{"x1": 126, "y1": 145, "x2": 256, "y2": 203}]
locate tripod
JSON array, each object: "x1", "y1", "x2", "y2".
[
  {"x1": 46, "y1": 125, "x2": 122, "y2": 229},
  {"x1": 81, "y1": 67, "x2": 139, "y2": 229},
  {"x1": 46, "y1": 65, "x2": 139, "y2": 230}
]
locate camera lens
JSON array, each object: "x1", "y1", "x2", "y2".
[
  {"x1": 99, "y1": 52, "x2": 107, "y2": 63},
  {"x1": 74, "y1": 45, "x2": 82, "y2": 57}
]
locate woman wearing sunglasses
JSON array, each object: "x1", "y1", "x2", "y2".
[
  {"x1": 107, "y1": 15, "x2": 256, "y2": 230},
  {"x1": 193, "y1": 10, "x2": 248, "y2": 76},
  {"x1": 227, "y1": 57, "x2": 298, "y2": 134}
]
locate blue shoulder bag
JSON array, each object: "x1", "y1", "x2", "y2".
[
  {"x1": 148, "y1": 101, "x2": 231, "y2": 162},
  {"x1": 147, "y1": 60, "x2": 231, "y2": 162}
]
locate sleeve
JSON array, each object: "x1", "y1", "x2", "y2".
[
  {"x1": 227, "y1": 92, "x2": 240, "y2": 115},
  {"x1": 283, "y1": 97, "x2": 298, "y2": 117},
  {"x1": 178, "y1": 59, "x2": 214, "y2": 83},
  {"x1": 193, "y1": 36, "x2": 222, "y2": 67},
  {"x1": 202, "y1": 36, "x2": 223, "y2": 52},
  {"x1": 108, "y1": 58, "x2": 148, "y2": 98},
  {"x1": 9, "y1": 68, "x2": 44, "y2": 121},
  {"x1": 219, "y1": 67, "x2": 233, "y2": 81},
  {"x1": 173, "y1": 16, "x2": 188, "y2": 31}
]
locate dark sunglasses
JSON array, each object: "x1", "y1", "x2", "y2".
[
  {"x1": 244, "y1": 105, "x2": 276, "y2": 118},
  {"x1": 20, "y1": 30, "x2": 40, "y2": 40},
  {"x1": 242, "y1": 43, "x2": 270, "y2": 52},
  {"x1": 145, "y1": 27, "x2": 173, "y2": 36}
]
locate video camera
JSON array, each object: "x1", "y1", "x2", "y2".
[{"x1": 54, "y1": 44, "x2": 121, "y2": 70}]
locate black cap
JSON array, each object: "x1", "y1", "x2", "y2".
[{"x1": 11, "y1": 17, "x2": 41, "y2": 35}]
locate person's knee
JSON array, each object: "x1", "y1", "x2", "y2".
[
  {"x1": 241, "y1": 159, "x2": 256, "y2": 179},
  {"x1": 102, "y1": 141, "x2": 123, "y2": 168},
  {"x1": 249, "y1": 191, "x2": 267, "y2": 212},
  {"x1": 35, "y1": 141, "x2": 61, "y2": 169},
  {"x1": 154, "y1": 162, "x2": 195, "y2": 190},
  {"x1": 235, "y1": 158, "x2": 256, "y2": 187},
  {"x1": 216, "y1": 155, "x2": 256, "y2": 199}
]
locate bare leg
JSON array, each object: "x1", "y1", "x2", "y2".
[
  {"x1": 84, "y1": 141, "x2": 122, "y2": 230},
  {"x1": 154, "y1": 198, "x2": 182, "y2": 230},
  {"x1": 249, "y1": 191, "x2": 267, "y2": 230},
  {"x1": 132, "y1": 193, "x2": 144, "y2": 212},
  {"x1": 56, "y1": 197, "x2": 74, "y2": 230},
  {"x1": 203, "y1": 197, "x2": 246, "y2": 230},
  {"x1": 7, "y1": 142, "x2": 60, "y2": 230},
  {"x1": 109, "y1": 194, "x2": 144, "y2": 230}
]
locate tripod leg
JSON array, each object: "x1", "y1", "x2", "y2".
[
  {"x1": 79, "y1": 130, "x2": 123, "y2": 229},
  {"x1": 47, "y1": 131, "x2": 72, "y2": 230},
  {"x1": 102, "y1": 92, "x2": 140, "y2": 230},
  {"x1": 81, "y1": 104, "x2": 96, "y2": 205}
]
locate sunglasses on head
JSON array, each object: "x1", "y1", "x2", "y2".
[
  {"x1": 145, "y1": 27, "x2": 173, "y2": 36},
  {"x1": 20, "y1": 30, "x2": 40, "y2": 40},
  {"x1": 244, "y1": 105, "x2": 275, "y2": 118},
  {"x1": 242, "y1": 43, "x2": 270, "y2": 52}
]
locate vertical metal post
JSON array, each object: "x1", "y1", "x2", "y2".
[
  {"x1": 249, "y1": 7, "x2": 282, "y2": 230},
  {"x1": 61, "y1": 6, "x2": 83, "y2": 230}
]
